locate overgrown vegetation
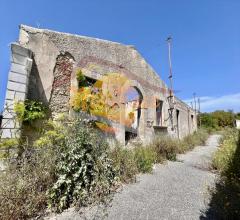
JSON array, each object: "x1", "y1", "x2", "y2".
[
  {"x1": 0, "y1": 94, "x2": 210, "y2": 219},
  {"x1": 212, "y1": 128, "x2": 239, "y2": 172},
  {"x1": 48, "y1": 121, "x2": 118, "y2": 212},
  {"x1": 202, "y1": 128, "x2": 240, "y2": 219},
  {"x1": 0, "y1": 138, "x2": 18, "y2": 159},
  {"x1": 150, "y1": 128, "x2": 208, "y2": 163},
  {"x1": 14, "y1": 99, "x2": 46, "y2": 123},
  {"x1": 0, "y1": 143, "x2": 57, "y2": 219},
  {"x1": 199, "y1": 110, "x2": 238, "y2": 131},
  {"x1": 110, "y1": 145, "x2": 138, "y2": 183}
]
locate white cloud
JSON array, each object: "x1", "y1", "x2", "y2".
[{"x1": 183, "y1": 93, "x2": 240, "y2": 113}]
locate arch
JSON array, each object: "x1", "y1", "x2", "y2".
[
  {"x1": 120, "y1": 80, "x2": 146, "y2": 103},
  {"x1": 118, "y1": 80, "x2": 146, "y2": 144}
]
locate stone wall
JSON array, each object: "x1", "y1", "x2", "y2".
[
  {"x1": 6, "y1": 24, "x2": 197, "y2": 144},
  {"x1": 0, "y1": 43, "x2": 33, "y2": 138},
  {"x1": 49, "y1": 52, "x2": 75, "y2": 117}
]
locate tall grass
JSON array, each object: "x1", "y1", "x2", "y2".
[
  {"x1": 212, "y1": 128, "x2": 239, "y2": 172},
  {"x1": 0, "y1": 126, "x2": 209, "y2": 219},
  {"x1": 111, "y1": 128, "x2": 209, "y2": 183},
  {"x1": 201, "y1": 128, "x2": 240, "y2": 219},
  {"x1": 150, "y1": 128, "x2": 209, "y2": 163}
]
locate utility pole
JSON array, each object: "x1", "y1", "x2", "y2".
[
  {"x1": 166, "y1": 36, "x2": 175, "y2": 131},
  {"x1": 167, "y1": 36, "x2": 174, "y2": 98}
]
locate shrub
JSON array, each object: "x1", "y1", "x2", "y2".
[
  {"x1": 134, "y1": 146, "x2": 156, "y2": 173},
  {"x1": 48, "y1": 121, "x2": 118, "y2": 212},
  {"x1": 212, "y1": 128, "x2": 239, "y2": 173},
  {"x1": 14, "y1": 100, "x2": 46, "y2": 123},
  {"x1": 0, "y1": 138, "x2": 18, "y2": 159},
  {"x1": 202, "y1": 128, "x2": 240, "y2": 219},
  {"x1": 0, "y1": 117, "x2": 68, "y2": 219},
  {"x1": 182, "y1": 128, "x2": 208, "y2": 151},
  {"x1": 0, "y1": 146, "x2": 56, "y2": 220},
  {"x1": 150, "y1": 129, "x2": 209, "y2": 162},
  {"x1": 150, "y1": 135, "x2": 180, "y2": 162},
  {"x1": 110, "y1": 145, "x2": 138, "y2": 183}
]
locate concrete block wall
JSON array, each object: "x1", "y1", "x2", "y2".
[{"x1": 0, "y1": 43, "x2": 32, "y2": 139}]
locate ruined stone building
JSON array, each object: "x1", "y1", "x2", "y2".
[{"x1": 0, "y1": 25, "x2": 197, "y2": 144}]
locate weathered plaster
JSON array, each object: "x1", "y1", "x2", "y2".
[{"x1": 1, "y1": 25, "x2": 197, "y2": 144}]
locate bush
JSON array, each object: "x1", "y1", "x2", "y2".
[
  {"x1": 0, "y1": 146, "x2": 56, "y2": 220},
  {"x1": 202, "y1": 128, "x2": 240, "y2": 219},
  {"x1": 182, "y1": 128, "x2": 208, "y2": 151},
  {"x1": 134, "y1": 146, "x2": 156, "y2": 173},
  {"x1": 48, "y1": 121, "x2": 118, "y2": 212},
  {"x1": 199, "y1": 110, "x2": 237, "y2": 130},
  {"x1": 212, "y1": 128, "x2": 239, "y2": 173},
  {"x1": 14, "y1": 100, "x2": 46, "y2": 123},
  {"x1": 110, "y1": 145, "x2": 138, "y2": 183},
  {"x1": 150, "y1": 135, "x2": 180, "y2": 162},
  {"x1": 0, "y1": 117, "x2": 70, "y2": 219},
  {"x1": 150, "y1": 129, "x2": 209, "y2": 162},
  {"x1": 0, "y1": 138, "x2": 18, "y2": 159}
]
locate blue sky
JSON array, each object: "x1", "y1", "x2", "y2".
[{"x1": 0, "y1": 0, "x2": 239, "y2": 112}]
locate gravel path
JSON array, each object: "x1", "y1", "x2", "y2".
[{"x1": 46, "y1": 135, "x2": 221, "y2": 220}]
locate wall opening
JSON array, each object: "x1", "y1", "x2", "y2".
[
  {"x1": 156, "y1": 99, "x2": 163, "y2": 126},
  {"x1": 124, "y1": 86, "x2": 143, "y2": 144},
  {"x1": 176, "y1": 109, "x2": 180, "y2": 138},
  {"x1": 125, "y1": 86, "x2": 143, "y2": 130},
  {"x1": 125, "y1": 131, "x2": 137, "y2": 145},
  {"x1": 79, "y1": 76, "x2": 97, "y2": 88}
]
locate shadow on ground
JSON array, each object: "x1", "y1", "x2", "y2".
[{"x1": 200, "y1": 131, "x2": 240, "y2": 220}]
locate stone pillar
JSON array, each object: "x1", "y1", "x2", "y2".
[{"x1": 0, "y1": 43, "x2": 33, "y2": 139}]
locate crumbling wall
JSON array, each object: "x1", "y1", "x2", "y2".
[
  {"x1": 49, "y1": 53, "x2": 75, "y2": 117},
  {"x1": 16, "y1": 25, "x2": 197, "y2": 144}
]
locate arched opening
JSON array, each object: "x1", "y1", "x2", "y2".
[{"x1": 124, "y1": 86, "x2": 143, "y2": 144}]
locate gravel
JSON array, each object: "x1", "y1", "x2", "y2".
[{"x1": 45, "y1": 135, "x2": 221, "y2": 220}]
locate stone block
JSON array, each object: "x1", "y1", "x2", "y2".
[
  {"x1": 7, "y1": 81, "x2": 26, "y2": 93},
  {"x1": 2, "y1": 109, "x2": 15, "y2": 119},
  {"x1": 5, "y1": 90, "x2": 15, "y2": 100},
  {"x1": 11, "y1": 43, "x2": 32, "y2": 57},
  {"x1": 4, "y1": 99, "x2": 14, "y2": 110},
  {"x1": 10, "y1": 53, "x2": 27, "y2": 65},
  {"x1": 1, "y1": 129, "x2": 12, "y2": 138},
  {"x1": 9, "y1": 72, "x2": 27, "y2": 84},
  {"x1": 1, "y1": 119, "x2": 15, "y2": 129},
  {"x1": 14, "y1": 92, "x2": 26, "y2": 101},
  {"x1": 1, "y1": 128, "x2": 20, "y2": 139},
  {"x1": 10, "y1": 63, "x2": 28, "y2": 75}
]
